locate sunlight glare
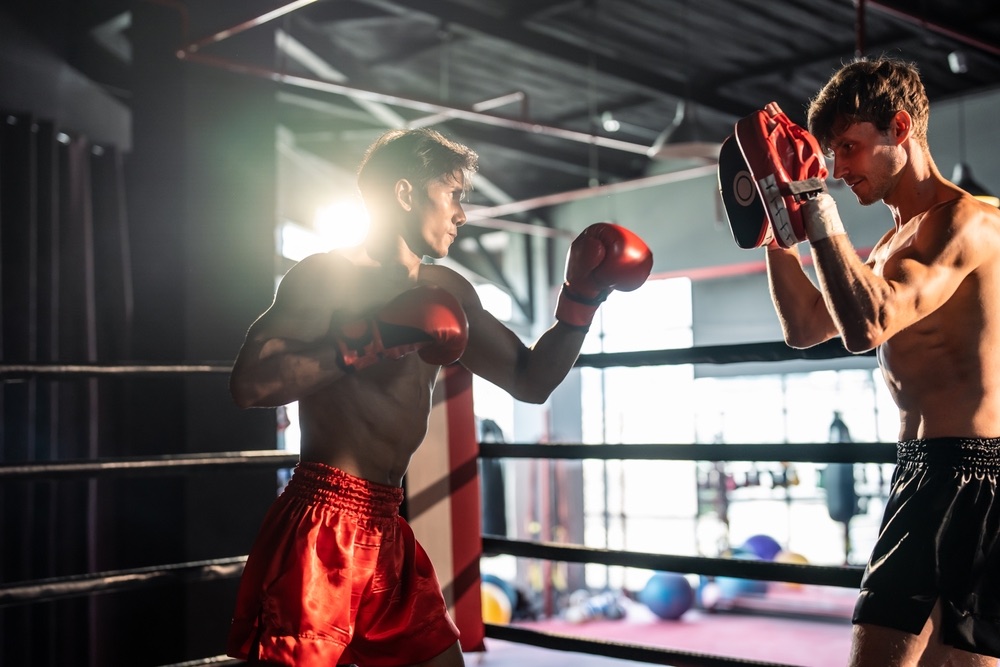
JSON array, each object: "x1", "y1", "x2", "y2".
[{"x1": 314, "y1": 200, "x2": 370, "y2": 249}]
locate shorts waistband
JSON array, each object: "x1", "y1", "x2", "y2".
[
  {"x1": 897, "y1": 437, "x2": 1000, "y2": 472},
  {"x1": 283, "y1": 461, "x2": 404, "y2": 520}
]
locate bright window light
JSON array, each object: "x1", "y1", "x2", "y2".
[
  {"x1": 475, "y1": 282, "x2": 513, "y2": 321},
  {"x1": 314, "y1": 200, "x2": 370, "y2": 249}
]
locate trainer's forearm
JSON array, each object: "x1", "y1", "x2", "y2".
[
  {"x1": 765, "y1": 245, "x2": 837, "y2": 348},
  {"x1": 808, "y1": 236, "x2": 893, "y2": 352}
]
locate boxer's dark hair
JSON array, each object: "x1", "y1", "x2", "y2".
[
  {"x1": 357, "y1": 128, "x2": 478, "y2": 209},
  {"x1": 808, "y1": 56, "x2": 929, "y2": 151}
]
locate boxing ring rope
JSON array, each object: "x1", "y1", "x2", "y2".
[
  {"x1": 156, "y1": 629, "x2": 803, "y2": 667},
  {"x1": 0, "y1": 442, "x2": 870, "y2": 604},
  {"x1": 0, "y1": 362, "x2": 232, "y2": 379},
  {"x1": 479, "y1": 441, "x2": 895, "y2": 464},
  {"x1": 0, "y1": 557, "x2": 247, "y2": 608},
  {"x1": 576, "y1": 338, "x2": 873, "y2": 368},
  {"x1": 0, "y1": 441, "x2": 892, "y2": 482},
  {"x1": 0, "y1": 338, "x2": 870, "y2": 381},
  {"x1": 482, "y1": 625, "x2": 804, "y2": 667},
  {"x1": 0, "y1": 450, "x2": 298, "y2": 481},
  {"x1": 0, "y1": 537, "x2": 859, "y2": 609},
  {"x1": 2, "y1": 339, "x2": 880, "y2": 666},
  {"x1": 481, "y1": 537, "x2": 862, "y2": 588}
]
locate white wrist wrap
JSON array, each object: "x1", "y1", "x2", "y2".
[{"x1": 804, "y1": 193, "x2": 846, "y2": 242}]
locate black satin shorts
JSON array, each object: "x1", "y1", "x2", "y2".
[{"x1": 853, "y1": 437, "x2": 1000, "y2": 657}]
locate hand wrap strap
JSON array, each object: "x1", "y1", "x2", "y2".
[{"x1": 804, "y1": 193, "x2": 846, "y2": 243}]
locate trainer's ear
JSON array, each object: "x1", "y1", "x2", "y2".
[
  {"x1": 394, "y1": 179, "x2": 414, "y2": 211},
  {"x1": 890, "y1": 110, "x2": 912, "y2": 145}
]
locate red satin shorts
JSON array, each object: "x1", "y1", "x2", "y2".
[{"x1": 227, "y1": 462, "x2": 460, "y2": 666}]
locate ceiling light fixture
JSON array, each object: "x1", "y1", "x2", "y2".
[
  {"x1": 601, "y1": 111, "x2": 621, "y2": 133},
  {"x1": 646, "y1": 100, "x2": 721, "y2": 163}
]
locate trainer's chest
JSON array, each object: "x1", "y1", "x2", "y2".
[{"x1": 870, "y1": 225, "x2": 921, "y2": 278}]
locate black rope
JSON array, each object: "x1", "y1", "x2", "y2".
[
  {"x1": 0, "y1": 339, "x2": 869, "y2": 381},
  {"x1": 485, "y1": 624, "x2": 802, "y2": 667},
  {"x1": 0, "y1": 539, "x2": 861, "y2": 609},
  {"x1": 0, "y1": 450, "x2": 299, "y2": 481},
  {"x1": 156, "y1": 657, "x2": 244, "y2": 667},
  {"x1": 575, "y1": 338, "x2": 870, "y2": 369},
  {"x1": 480, "y1": 441, "x2": 897, "y2": 464},
  {"x1": 0, "y1": 362, "x2": 233, "y2": 380},
  {"x1": 163, "y1": 629, "x2": 804, "y2": 667},
  {"x1": 482, "y1": 537, "x2": 864, "y2": 588},
  {"x1": 0, "y1": 556, "x2": 247, "y2": 608},
  {"x1": 0, "y1": 442, "x2": 898, "y2": 481},
  {"x1": 159, "y1": 630, "x2": 802, "y2": 667}
]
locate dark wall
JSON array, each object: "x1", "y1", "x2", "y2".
[
  {"x1": 121, "y1": 2, "x2": 281, "y2": 663},
  {"x1": 0, "y1": 10, "x2": 130, "y2": 148},
  {"x1": 1, "y1": 2, "x2": 284, "y2": 665}
]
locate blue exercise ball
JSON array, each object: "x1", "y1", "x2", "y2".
[
  {"x1": 639, "y1": 572, "x2": 694, "y2": 620},
  {"x1": 741, "y1": 534, "x2": 782, "y2": 561},
  {"x1": 716, "y1": 552, "x2": 768, "y2": 600},
  {"x1": 717, "y1": 574, "x2": 768, "y2": 599}
]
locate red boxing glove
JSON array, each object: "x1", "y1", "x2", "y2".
[
  {"x1": 335, "y1": 284, "x2": 468, "y2": 372},
  {"x1": 555, "y1": 222, "x2": 653, "y2": 330},
  {"x1": 734, "y1": 105, "x2": 828, "y2": 248}
]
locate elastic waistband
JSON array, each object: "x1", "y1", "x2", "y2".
[
  {"x1": 282, "y1": 461, "x2": 404, "y2": 521},
  {"x1": 897, "y1": 437, "x2": 1000, "y2": 472}
]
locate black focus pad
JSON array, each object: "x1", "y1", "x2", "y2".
[{"x1": 718, "y1": 133, "x2": 771, "y2": 249}]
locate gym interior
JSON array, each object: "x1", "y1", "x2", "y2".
[{"x1": 2, "y1": 2, "x2": 1000, "y2": 665}]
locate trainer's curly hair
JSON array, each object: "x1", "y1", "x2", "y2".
[
  {"x1": 356, "y1": 128, "x2": 478, "y2": 209},
  {"x1": 807, "y1": 56, "x2": 930, "y2": 152}
]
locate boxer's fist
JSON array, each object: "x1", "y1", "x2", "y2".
[
  {"x1": 555, "y1": 223, "x2": 653, "y2": 329},
  {"x1": 335, "y1": 284, "x2": 468, "y2": 371}
]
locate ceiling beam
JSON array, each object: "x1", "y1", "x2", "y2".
[
  {"x1": 180, "y1": 0, "x2": 321, "y2": 54},
  {"x1": 464, "y1": 163, "x2": 719, "y2": 221},
  {"x1": 181, "y1": 50, "x2": 656, "y2": 155},
  {"x1": 352, "y1": 0, "x2": 743, "y2": 118},
  {"x1": 866, "y1": 0, "x2": 1000, "y2": 57}
]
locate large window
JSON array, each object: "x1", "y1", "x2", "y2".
[{"x1": 567, "y1": 277, "x2": 897, "y2": 591}]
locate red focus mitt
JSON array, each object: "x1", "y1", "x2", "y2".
[
  {"x1": 718, "y1": 133, "x2": 772, "y2": 249},
  {"x1": 734, "y1": 105, "x2": 829, "y2": 248}
]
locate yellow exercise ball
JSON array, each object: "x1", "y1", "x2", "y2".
[
  {"x1": 774, "y1": 550, "x2": 809, "y2": 565},
  {"x1": 774, "y1": 550, "x2": 809, "y2": 590},
  {"x1": 481, "y1": 581, "x2": 513, "y2": 624}
]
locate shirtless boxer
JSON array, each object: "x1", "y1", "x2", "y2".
[
  {"x1": 729, "y1": 57, "x2": 1000, "y2": 666},
  {"x1": 225, "y1": 128, "x2": 653, "y2": 667}
]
